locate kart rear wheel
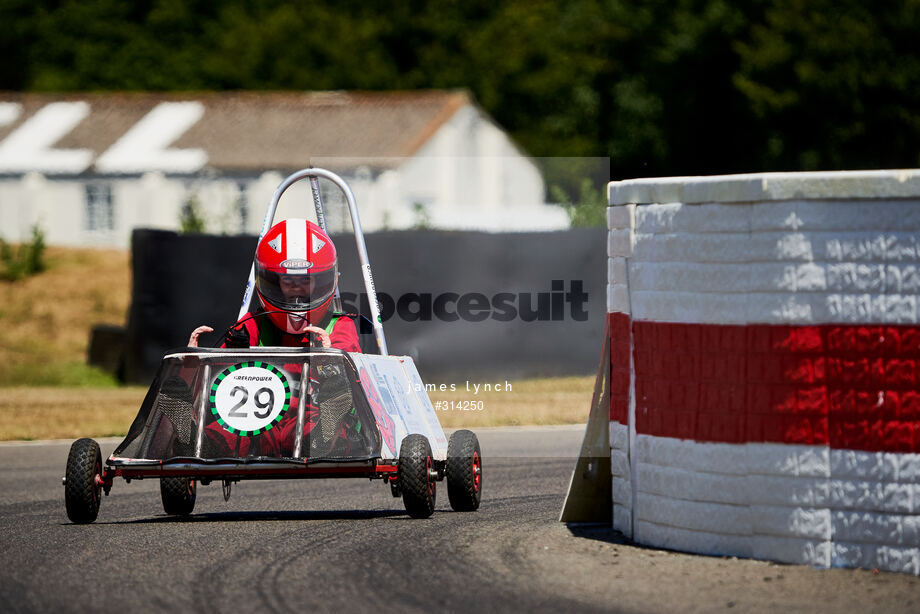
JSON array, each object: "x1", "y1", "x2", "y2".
[
  {"x1": 398, "y1": 434, "x2": 436, "y2": 518},
  {"x1": 65, "y1": 438, "x2": 102, "y2": 524},
  {"x1": 446, "y1": 429, "x2": 482, "y2": 512},
  {"x1": 160, "y1": 477, "x2": 196, "y2": 516}
]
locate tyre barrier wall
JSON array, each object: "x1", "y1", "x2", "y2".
[{"x1": 607, "y1": 170, "x2": 920, "y2": 574}]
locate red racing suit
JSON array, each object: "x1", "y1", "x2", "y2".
[
  {"x1": 205, "y1": 312, "x2": 361, "y2": 458},
  {"x1": 226, "y1": 311, "x2": 361, "y2": 352}
]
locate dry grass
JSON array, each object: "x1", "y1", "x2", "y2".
[
  {"x1": 0, "y1": 247, "x2": 130, "y2": 386},
  {"x1": 431, "y1": 375, "x2": 595, "y2": 428},
  {"x1": 0, "y1": 375, "x2": 595, "y2": 441},
  {"x1": 0, "y1": 386, "x2": 147, "y2": 440}
]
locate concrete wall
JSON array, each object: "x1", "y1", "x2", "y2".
[{"x1": 607, "y1": 170, "x2": 920, "y2": 574}]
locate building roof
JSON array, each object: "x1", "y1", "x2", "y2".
[{"x1": 0, "y1": 90, "x2": 472, "y2": 175}]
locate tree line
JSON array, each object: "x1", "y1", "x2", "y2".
[{"x1": 2, "y1": 0, "x2": 918, "y2": 183}]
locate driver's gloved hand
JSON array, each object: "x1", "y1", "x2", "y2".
[{"x1": 224, "y1": 322, "x2": 250, "y2": 348}]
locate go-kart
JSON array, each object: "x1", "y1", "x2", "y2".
[{"x1": 63, "y1": 168, "x2": 482, "y2": 523}]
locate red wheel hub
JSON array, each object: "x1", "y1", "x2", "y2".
[
  {"x1": 91, "y1": 458, "x2": 103, "y2": 502},
  {"x1": 472, "y1": 451, "x2": 481, "y2": 492}
]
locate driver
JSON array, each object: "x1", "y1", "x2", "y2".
[
  {"x1": 228, "y1": 218, "x2": 360, "y2": 351},
  {"x1": 192, "y1": 219, "x2": 362, "y2": 458},
  {"x1": 189, "y1": 219, "x2": 360, "y2": 351}
]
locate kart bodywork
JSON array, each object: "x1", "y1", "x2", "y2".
[
  {"x1": 110, "y1": 348, "x2": 447, "y2": 471},
  {"x1": 64, "y1": 168, "x2": 481, "y2": 523}
]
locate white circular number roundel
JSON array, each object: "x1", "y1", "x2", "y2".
[{"x1": 209, "y1": 362, "x2": 291, "y2": 436}]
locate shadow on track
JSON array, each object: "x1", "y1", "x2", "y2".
[
  {"x1": 566, "y1": 523, "x2": 742, "y2": 558},
  {"x1": 565, "y1": 522, "x2": 632, "y2": 546},
  {"x1": 86, "y1": 508, "x2": 407, "y2": 525}
]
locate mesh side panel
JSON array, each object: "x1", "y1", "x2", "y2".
[
  {"x1": 318, "y1": 388, "x2": 353, "y2": 441},
  {"x1": 157, "y1": 376, "x2": 195, "y2": 446},
  {"x1": 307, "y1": 359, "x2": 381, "y2": 459},
  {"x1": 112, "y1": 372, "x2": 164, "y2": 459},
  {"x1": 158, "y1": 395, "x2": 195, "y2": 445}
]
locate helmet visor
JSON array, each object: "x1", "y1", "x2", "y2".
[{"x1": 256, "y1": 265, "x2": 337, "y2": 312}]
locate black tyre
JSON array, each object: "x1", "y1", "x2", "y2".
[
  {"x1": 65, "y1": 438, "x2": 102, "y2": 524},
  {"x1": 160, "y1": 477, "x2": 197, "y2": 515},
  {"x1": 446, "y1": 429, "x2": 482, "y2": 512},
  {"x1": 398, "y1": 434, "x2": 436, "y2": 518}
]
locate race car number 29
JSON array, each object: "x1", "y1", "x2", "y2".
[{"x1": 210, "y1": 362, "x2": 291, "y2": 436}]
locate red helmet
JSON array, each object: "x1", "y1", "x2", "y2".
[{"x1": 254, "y1": 219, "x2": 338, "y2": 333}]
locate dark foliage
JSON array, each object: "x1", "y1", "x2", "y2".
[{"x1": 3, "y1": 0, "x2": 918, "y2": 180}]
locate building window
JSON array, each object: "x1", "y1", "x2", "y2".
[{"x1": 85, "y1": 183, "x2": 114, "y2": 232}]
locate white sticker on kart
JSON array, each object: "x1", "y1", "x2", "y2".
[
  {"x1": 348, "y1": 353, "x2": 448, "y2": 461},
  {"x1": 210, "y1": 362, "x2": 292, "y2": 436}
]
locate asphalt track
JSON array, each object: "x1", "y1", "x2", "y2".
[{"x1": 1, "y1": 425, "x2": 918, "y2": 613}]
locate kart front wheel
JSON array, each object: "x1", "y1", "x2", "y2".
[
  {"x1": 160, "y1": 477, "x2": 196, "y2": 516},
  {"x1": 446, "y1": 429, "x2": 482, "y2": 512},
  {"x1": 398, "y1": 434, "x2": 436, "y2": 518},
  {"x1": 65, "y1": 438, "x2": 102, "y2": 524}
]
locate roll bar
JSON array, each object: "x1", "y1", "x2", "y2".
[{"x1": 237, "y1": 168, "x2": 388, "y2": 356}]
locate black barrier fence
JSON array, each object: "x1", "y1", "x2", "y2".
[{"x1": 124, "y1": 228, "x2": 606, "y2": 384}]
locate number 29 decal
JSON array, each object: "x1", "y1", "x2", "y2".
[{"x1": 210, "y1": 362, "x2": 291, "y2": 436}]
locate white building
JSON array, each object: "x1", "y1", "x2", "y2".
[{"x1": 0, "y1": 91, "x2": 568, "y2": 248}]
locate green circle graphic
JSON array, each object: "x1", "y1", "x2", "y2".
[{"x1": 209, "y1": 362, "x2": 292, "y2": 436}]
